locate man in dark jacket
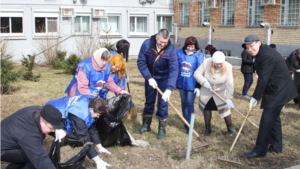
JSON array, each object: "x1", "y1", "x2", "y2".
[
  {"x1": 1, "y1": 105, "x2": 64, "y2": 169},
  {"x1": 243, "y1": 34, "x2": 297, "y2": 159},
  {"x1": 240, "y1": 44, "x2": 255, "y2": 99},
  {"x1": 135, "y1": 29, "x2": 179, "y2": 139}
]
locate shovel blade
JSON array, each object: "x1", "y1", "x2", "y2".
[{"x1": 192, "y1": 142, "x2": 214, "y2": 149}]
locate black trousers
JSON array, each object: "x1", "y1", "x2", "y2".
[
  {"x1": 1, "y1": 149, "x2": 34, "y2": 169},
  {"x1": 252, "y1": 104, "x2": 284, "y2": 155}
]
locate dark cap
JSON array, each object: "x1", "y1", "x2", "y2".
[
  {"x1": 243, "y1": 34, "x2": 260, "y2": 45},
  {"x1": 40, "y1": 105, "x2": 64, "y2": 129},
  {"x1": 269, "y1": 44, "x2": 276, "y2": 48}
]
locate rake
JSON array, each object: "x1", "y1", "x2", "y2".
[
  {"x1": 156, "y1": 87, "x2": 213, "y2": 148},
  {"x1": 213, "y1": 106, "x2": 253, "y2": 165},
  {"x1": 211, "y1": 90, "x2": 259, "y2": 129}
]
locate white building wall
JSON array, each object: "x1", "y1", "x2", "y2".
[{"x1": 0, "y1": 0, "x2": 174, "y2": 62}]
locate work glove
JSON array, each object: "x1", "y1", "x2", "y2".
[
  {"x1": 55, "y1": 129, "x2": 67, "y2": 142},
  {"x1": 226, "y1": 99, "x2": 234, "y2": 108},
  {"x1": 203, "y1": 81, "x2": 212, "y2": 91},
  {"x1": 162, "y1": 89, "x2": 172, "y2": 102},
  {"x1": 296, "y1": 69, "x2": 300, "y2": 73},
  {"x1": 98, "y1": 147, "x2": 111, "y2": 155},
  {"x1": 96, "y1": 159, "x2": 111, "y2": 169},
  {"x1": 249, "y1": 97, "x2": 258, "y2": 108},
  {"x1": 194, "y1": 88, "x2": 200, "y2": 97},
  {"x1": 126, "y1": 76, "x2": 130, "y2": 83},
  {"x1": 148, "y1": 78, "x2": 157, "y2": 89}
]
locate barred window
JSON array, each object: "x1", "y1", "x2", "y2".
[
  {"x1": 221, "y1": 0, "x2": 235, "y2": 26},
  {"x1": 279, "y1": 0, "x2": 300, "y2": 26},
  {"x1": 247, "y1": 0, "x2": 264, "y2": 26},
  {"x1": 199, "y1": 2, "x2": 210, "y2": 25},
  {"x1": 179, "y1": 3, "x2": 190, "y2": 25}
]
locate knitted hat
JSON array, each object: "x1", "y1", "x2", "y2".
[
  {"x1": 212, "y1": 51, "x2": 226, "y2": 63},
  {"x1": 40, "y1": 105, "x2": 64, "y2": 129}
]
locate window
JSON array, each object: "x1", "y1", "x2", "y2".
[
  {"x1": 34, "y1": 11, "x2": 59, "y2": 35},
  {"x1": 75, "y1": 16, "x2": 90, "y2": 33},
  {"x1": 221, "y1": 0, "x2": 235, "y2": 26},
  {"x1": 279, "y1": 0, "x2": 300, "y2": 26},
  {"x1": 156, "y1": 15, "x2": 173, "y2": 33},
  {"x1": 247, "y1": 0, "x2": 264, "y2": 26},
  {"x1": 199, "y1": 2, "x2": 210, "y2": 25},
  {"x1": 0, "y1": 10, "x2": 24, "y2": 36},
  {"x1": 129, "y1": 15, "x2": 148, "y2": 35},
  {"x1": 35, "y1": 17, "x2": 58, "y2": 33},
  {"x1": 180, "y1": 3, "x2": 190, "y2": 25},
  {"x1": 99, "y1": 15, "x2": 120, "y2": 35}
]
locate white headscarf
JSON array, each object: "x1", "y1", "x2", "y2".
[{"x1": 93, "y1": 48, "x2": 109, "y2": 68}]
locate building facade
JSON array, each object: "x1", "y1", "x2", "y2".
[
  {"x1": 0, "y1": 0, "x2": 175, "y2": 62},
  {"x1": 174, "y1": 0, "x2": 300, "y2": 57}
]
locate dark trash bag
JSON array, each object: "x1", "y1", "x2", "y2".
[
  {"x1": 96, "y1": 94, "x2": 132, "y2": 147},
  {"x1": 49, "y1": 139, "x2": 91, "y2": 169}
]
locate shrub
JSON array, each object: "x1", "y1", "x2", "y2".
[
  {"x1": 52, "y1": 50, "x2": 67, "y2": 69},
  {"x1": 20, "y1": 54, "x2": 41, "y2": 81},
  {"x1": 0, "y1": 54, "x2": 21, "y2": 94},
  {"x1": 63, "y1": 54, "x2": 82, "y2": 75}
]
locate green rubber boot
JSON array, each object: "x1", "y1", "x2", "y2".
[
  {"x1": 157, "y1": 120, "x2": 166, "y2": 139},
  {"x1": 134, "y1": 116, "x2": 152, "y2": 134}
]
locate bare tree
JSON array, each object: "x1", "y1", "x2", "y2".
[{"x1": 73, "y1": 33, "x2": 99, "y2": 59}]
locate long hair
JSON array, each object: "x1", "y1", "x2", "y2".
[
  {"x1": 116, "y1": 39, "x2": 130, "y2": 62},
  {"x1": 209, "y1": 61, "x2": 227, "y2": 75},
  {"x1": 108, "y1": 54, "x2": 126, "y2": 80},
  {"x1": 183, "y1": 36, "x2": 200, "y2": 51}
]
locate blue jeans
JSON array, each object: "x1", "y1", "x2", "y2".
[
  {"x1": 179, "y1": 89, "x2": 196, "y2": 123},
  {"x1": 242, "y1": 73, "x2": 253, "y2": 95}
]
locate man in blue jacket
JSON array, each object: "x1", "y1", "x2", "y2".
[{"x1": 135, "y1": 29, "x2": 179, "y2": 139}]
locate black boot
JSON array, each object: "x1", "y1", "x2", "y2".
[
  {"x1": 157, "y1": 120, "x2": 166, "y2": 139},
  {"x1": 224, "y1": 115, "x2": 234, "y2": 134},
  {"x1": 204, "y1": 125, "x2": 212, "y2": 136},
  {"x1": 134, "y1": 116, "x2": 152, "y2": 134},
  {"x1": 204, "y1": 110, "x2": 212, "y2": 136}
]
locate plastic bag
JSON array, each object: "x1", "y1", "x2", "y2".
[
  {"x1": 49, "y1": 138, "x2": 91, "y2": 169},
  {"x1": 96, "y1": 94, "x2": 132, "y2": 147}
]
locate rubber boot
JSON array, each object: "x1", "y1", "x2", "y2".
[
  {"x1": 157, "y1": 120, "x2": 166, "y2": 139},
  {"x1": 134, "y1": 116, "x2": 152, "y2": 134},
  {"x1": 224, "y1": 115, "x2": 234, "y2": 134},
  {"x1": 204, "y1": 110, "x2": 212, "y2": 136}
]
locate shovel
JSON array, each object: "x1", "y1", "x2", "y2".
[{"x1": 156, "y1": 87, "x2": 213, "y2": 148}]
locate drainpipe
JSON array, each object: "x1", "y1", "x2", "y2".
[
  {"x1": 173, "y1": 23, "x2": 180, "y2": 46},
  {"x1": 260, "y1": 22, "x2": 271, "y2": 45},
  {"x1": 202, "y1": 22, "x2": 212, "y2": 45}
]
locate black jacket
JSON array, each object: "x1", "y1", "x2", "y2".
[
  {"x1": 253, "y1": 44, "x2": 297, "y2": 108},
  {"x1": 1, "y1": 106, "x2": 56, "y2": 169},
  {"x1": 241, "y1": 49, "x2": 255, "y2": 73}
]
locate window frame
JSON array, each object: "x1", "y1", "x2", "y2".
[
  {"x1": 74, "y1": 14, "x2": 91, "y2": 34},
  {"x1": 247, "y1": 0, "x2": 264, "y2": 27},
  {"x1": 156, "y1": 14, "x2": 174, "y2": 34},
  {"x1": 128, "y1": 13, "x2": 149, "y2": 37},
  {"x1": 0, "y1": 9, "x2": 24, "y2": 37},
  {"x1": 278, "y1": 0, "x2": 300, "y2": 27},
  {"x1": 33, "y1": 10, "x2": 59, "y2": 37},
  {"x1": 198, "y1": 1, "x2": 210, "y2": 26},
  {"x1": 98, "y1": 13, "x2": 122, "y2": 36},
  {"x1": 221, "y1": 0, "x2": 235, "y2": 26},
  {"x1": 179, "y1": 3, "x2": 190, "y2": 26}
]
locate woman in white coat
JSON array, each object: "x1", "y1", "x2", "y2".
[{"x1": 194, "y1": 51, "x2": 234, "y2": 136}]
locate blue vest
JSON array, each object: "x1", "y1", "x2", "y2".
[
  {"x1": 176, "y1": 48, "x2": 205, "y2": 91},
  {"x1": 45, "y1": 95, "x2": 95, "y2": 132},
  {"x1": 65, "y1": 57, "x2": 111, "y2": 98}
]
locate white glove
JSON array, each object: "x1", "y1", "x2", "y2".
[
  {"x1": 194, "y1": 88, "x2": 200, "y2": 97},
  {"x1": 55, "y1": 129, "x2": 67, "y2": 142},
  {"x1": 148, "y1": 78, "x2": 157, "y2": 89},
  {"x1": 226, "y1": 99, "x2": 234, "y2": 108},
  {"x1": 296, "y1": 69, "x2": 300, "y2": 73},
  {"x1": 203, "y1": 81, "x2": 212, "y2": 91},
  {"x1": 162, "y1": 89, "x2": 171, "y2": 102},
  {"x1": 126, "y1": 76, "x2": 130, "y2": 83},
  {"x1": 256, "y1": 74, "x2": 258, "y2": 78},
  {"x1": 249, "y1": 97, "x2": 258, "y2": 108},
  {"x1": 96, "y1": 159, "x2": 111, "y2": 169},
  {"x1": 99, "y1": 147, "x2": 111, "y2": 155}
]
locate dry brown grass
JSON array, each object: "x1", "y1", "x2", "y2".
[{"x1": 1, "y1": 59, "x2": 300, "y2": 169}]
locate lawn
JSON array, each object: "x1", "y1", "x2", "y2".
[{"x1": 1, "y1": 59, "x2": 300, "y2": 169}]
